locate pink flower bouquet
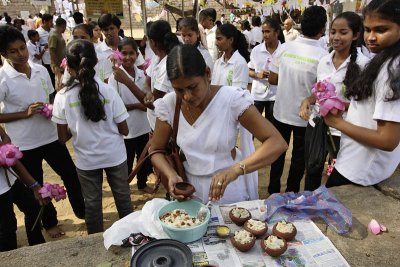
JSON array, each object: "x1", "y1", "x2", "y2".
[
  {"x1": 31, "y1": 183, "x2": 67, "y2": 231},
  {"x1": 0, "y1": 143, "x2": 23, "y2": 167},
  {"x1": 312, "y1": 80, "x2": 346, "y2": 116},
  {"x1": 109, "y1": 49, "x2": 124, "y2": 67},
  {"x1": 40, "y1": 103, "x2": 53, "y2": 119}
]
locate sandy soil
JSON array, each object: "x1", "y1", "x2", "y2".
[{"x1": 14, "y1": 138, "x2": 323, "y2": 248}]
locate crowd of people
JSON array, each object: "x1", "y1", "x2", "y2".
[{"x1": 0, "y1": 0, "x2": 399, "y2": 253}]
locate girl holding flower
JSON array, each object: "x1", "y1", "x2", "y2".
[
  {"x1": 52, "y1": 39, "x2": 133, "y2": 234},
  {"x1": 0, "y1": 25, "x2": 85, "y2": 238},
  {"x1": 299, "y1": 12, "x2": 370, "y2": 191},
  {"x1": 0, "y1": 126, "x2": 49, "y2": 251},
  {"x1": 323, "y1": 0, "x2": 400, "y2": 187}
]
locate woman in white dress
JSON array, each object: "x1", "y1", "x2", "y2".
[{"x1": 150, "y1": 45, "x2": 287, "y2": 204}]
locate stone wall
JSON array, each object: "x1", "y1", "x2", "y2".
[{"x1": 0, "y1": 1, "x2": 56, "y2": 19}]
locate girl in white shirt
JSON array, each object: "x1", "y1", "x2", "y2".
[
  {"x1": 178, "y1": 17, "x2": 214, "y2": 73},
  {"x1": 324, "y1": 0, "x2": 400, "y2": 187},
  {"x1": 299, "y1": 12, "x2": 369, "y2": 191},
  {"x1": 249, "y1": 18, "x2": 284, "y2": 124},
  {"x1": 52, "y1": 39, "x2": 133, "y2": 234},
  {"x1": 108, "y1": 38, "x2": 153, "y2": 194},
  {"x1": 112, "y1": 20, "x2": 180, "y2": 130},
  {"x1": 150, "y1": 45, "x2": 287, "y2": 203},
  {"x1": 0, "y1": 25, "x2": 85, "y2": 238}
]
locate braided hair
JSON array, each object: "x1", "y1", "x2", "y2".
[{"x1": 66, "y1": 39, "x2": 106, "y2": 122}]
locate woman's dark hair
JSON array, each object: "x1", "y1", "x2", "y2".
[
  {"x1": 118, "y1": 37, "x2": 138, "y2": 52},
  {"x1": 148, "y1": 20, "x2": 180, "y2": 54},
  {"x1": 241, "y1": 20, "x2": 251, "y2": 31},
  {"x1": 301, "y1": 6, "x2": 327, "y2": 37},
  {"x1": 98, "y1": 13, "x2": 121, "y2": 29},
  {"x1": 0, "y1": 25, "x2": 26, "y2": 54},
  {"x1": 73, "y1": 23, "x2": 93, "y2": 39},
  {"x1": 167, "y1": 44, "x2": 206, "y2": 81},
  {"x1": 346, "y1": 0, "x2": 400, "y2": 101},
  {"x1": 251, "y1": 16, "x2": 261, "y2": 27},
  {"x1": 217, "y1": 24, "x2": 250, "y2": 62},
  {"x1": 178, "y1": 17, "x2": 202, "y2": 46},
  {"x1": 331, "y1": 12, "x2": 362, "y2": 92},
  {"x1": 199, "y1": 8, "x2": 217, "y2": 23},
  {"x1": 263, "y1": 17, "x2": 285, "y2": 44},
  {"x1": 73, "y1": 12, "x2": 84, "y2": 24},
  {"x1": 66, "y1": 39, "x2": 106, "y2": 122},
  {"x1": 88, "y1": 21, "x2": 98, "y2": 28}
]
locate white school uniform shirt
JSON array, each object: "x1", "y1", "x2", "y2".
[
  {"x1": 248, "y1": 42, "x2": 281, "y2": 102},
  {"x1": 250, "y1": 26, "x2": 263, "y2": 46},
  {"x1": 197, "y1": 44, "x2": 214, "y2": 73},
  {"x1": 36, "y1": 26, "x2": 53, "y2": 64},
  {"x1": 335, "y1": 58, "x2": 400, "y2": 186},
  {"x1": 0, "y1": 60, "x2": 57, "y2": 150},
  {"x1": 270, "y1": 36, "x2": 328, "y2": 127},
  {"x1": 27, "y1": 40, "x2": 42, "y2": 65},
  {"x1": 52, "y1": 78, "x2": 129, "y2": 170},
  {"x1": 108, "y1": 65, "x2": 151, "y2": 139},
  {"x1": 283, "y1": 28, "x2": 300, "y2": 42},
  {"x1": 309, "y1": 51, "x2": 370, "y2": 136},
  {"x1": 242, "y1": 29, "x2": 253, "y2": 51},
  {"x1": 206, "y1": 25, "x2": 218, "y2": 62},
  {"x1": 211, "y1": 50, "x2": 249, "y2": 89},
  {"x1": 154, "y1": 86, "x2": 258, "y2": 204},
  {"x1": 0, "y1": 168, "x2": 17, "y2": 195},
  {"x1": 147, "y1": 55, "x2": 174, "y2": 130}
]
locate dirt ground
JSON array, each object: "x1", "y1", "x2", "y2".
[{"x1": 14, "y1": 138, "x2": 326, "y2": 248}]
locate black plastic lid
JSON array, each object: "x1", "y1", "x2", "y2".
[{"x1": 131, "y1": 239, "x2": 193, "y2": 267}]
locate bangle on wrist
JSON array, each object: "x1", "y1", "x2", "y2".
[
  {"x1": 238, "y1": 162, "x2": 246, "y2": 175},
  {"x1": 29, "y1": 181, "x2": 40, "y2": 189}
]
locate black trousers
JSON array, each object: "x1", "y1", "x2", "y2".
[
  {"x1": 43, "y1": 64, "x2": 55, "y2": 88},
  {"x1": 254, "y1": 100, "x2": 275, "y2": 124},
  {"x1": 19, "y1": 141, "x2": 85, "y2": 229},
  {"x1": 269, "y1": 119, "x2": 306, "y2": 194},
  {"x1": 125, "y1": 133, "x2": 153, "y2": 189},
  {"x1": 0, "y1": 180, "x2": 45, "y2": 251},
  {"x1": 326, "y1": 168, "x2": 355, "y2": 188},
  {"x1": 304, "y1": 123, "x2": 341, "y2": 191}
]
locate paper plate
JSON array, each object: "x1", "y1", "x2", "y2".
[{"x1": 130, "y1": 239, "x2": 192, "y2": 267}]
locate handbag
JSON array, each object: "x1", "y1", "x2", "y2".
[
  {"x1": 128, "y1": 96, "x2": 187, "y2": 193},
  {"x1": 305, "y1": 116, "x2": 328, "y2": 174}
]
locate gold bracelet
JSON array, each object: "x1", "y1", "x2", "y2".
[{"x1": 239, "y1": 162, "x2": 246, "y2": 175}]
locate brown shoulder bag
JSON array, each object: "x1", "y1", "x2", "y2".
[{"x1": 128, "y1": 96, "x2": 187, "y2": 193}]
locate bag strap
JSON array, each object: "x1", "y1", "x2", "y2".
[{"x1": 127, "y1": 95, "x2": 182, "y2": 184}]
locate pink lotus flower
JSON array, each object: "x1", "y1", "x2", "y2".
[
  {"x1": 38, "y1": 182, "x2": 67, "y2": 201},
  {"x1": 0, "y1": 143, "x2": 23, "y2": 167},
  {"x1": 40, "y1": 103, "x2": 53, "y2": 119},
  {"x1": 368, "y1": 219, "x2": 388, "y2": 235},
  {"x1": 312, "y1": 79, "x2": 346, "y2": 116},
  {"x1": 32, "y1": 182, "x2": 67, "y2": 231},
  {"x1": 109, "y1": 49, "x2": 124, "y2": 67},
  {"x1": 60, "y1": 57, "x2": 67, "y2": 69}
]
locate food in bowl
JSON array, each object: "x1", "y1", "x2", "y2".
[
  {"x1": 272, "y1": 220, "x2": 297, "y2": 241},
  {"x1": 230, "y1": 229, "x2": 256, "y2": 252},
  {"x1": 229, "y1": 207, "x2": 251, "y2": 226},
  {"x1": 261, "y1": 235, "x2": 287, "y2": 257},
  {"x1": 160, "y1": 209, "x2": 202, "y2": 228},
  {"x1": 244, "y1": 219, "x2": 268, "y2": 237}
]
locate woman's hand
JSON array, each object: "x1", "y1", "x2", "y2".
[
  {"x1": 209, "y1": 166, "x2": 240, "y2": 202},
  {"x1": 299, "y1": 98, "x2": 312, "y2": 121},
  {"x1": 144, "y1": 91, "x2": 154, "y2": 105},
  {"x1": 32, "y1": 186, "x2": 50, "y2": 206},
  {"x1": 324, "y1": 110, "x2": 344, "y2": 129},
  {"x1": 167, "y1": 174, "x2": 186, "y2": 200},
  {"x1": 25, "y1": 102, "x2": 44, "y2": 118},
  {"x1": 112, "y1": 66, "x2": 131, "y2": 85}
]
